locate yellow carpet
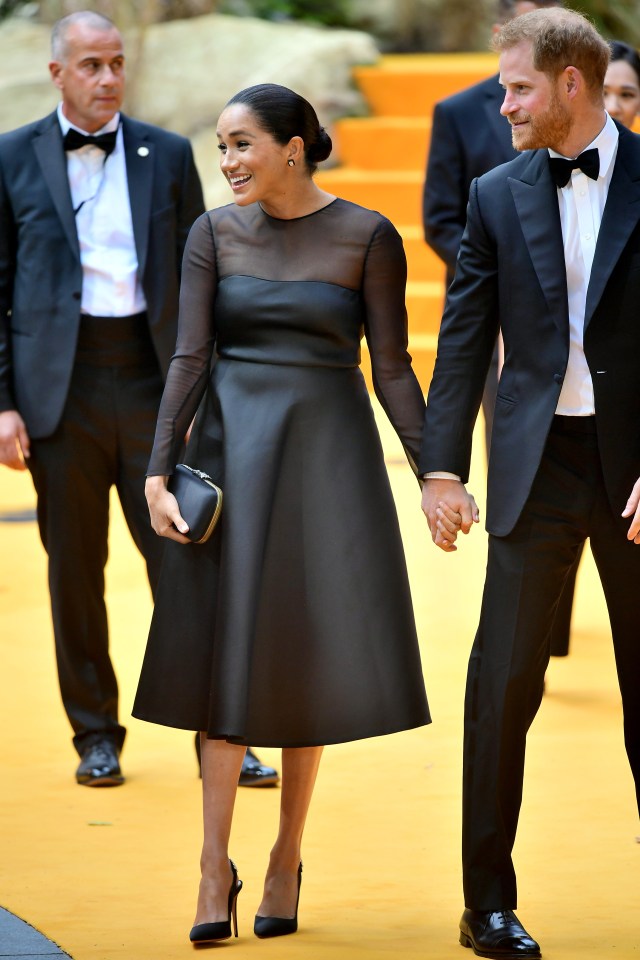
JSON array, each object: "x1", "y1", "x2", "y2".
[{"x1": 0, "y1": 407, "x2": 638, "y2": 960}]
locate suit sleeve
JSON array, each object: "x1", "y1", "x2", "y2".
[
  {"x1": 422, "y1": 101, "x2": 468, "y2": 277},
  {"x1": 0, "y1": 152, "x2": 16, "y2": 413},
  {"x1": 419, "y1": 177, "x2": 500, "y2": 480}
]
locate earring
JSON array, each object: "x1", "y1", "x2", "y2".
[{"x1": 288, "y1": 158, "x2": 295, "y2": 167}]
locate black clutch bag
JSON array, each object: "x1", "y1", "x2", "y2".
[{"x1": 168, "y1": 464, "x2": 223, "y2": 544}]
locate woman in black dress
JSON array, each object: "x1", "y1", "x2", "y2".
[{"x1": 135, "y1": 84, "x2": 433, "y2": 944}]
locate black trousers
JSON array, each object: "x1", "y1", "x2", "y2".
[
  {"x1": 463, "y1": 416, "x2": 640, "y2": 909},
  {"x1": 28, "y1": 314, "x2": 166, "y2": 754}
]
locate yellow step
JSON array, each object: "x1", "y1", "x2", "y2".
[
  {"x1": 401, "y1": 225, "x2": 447, "y2": 283},
  {"x1": 315, "y1": 169, "x2": 423, "y2": 224},
  {"x1": 406, "y1": 281, "x2": 445, "y2": 336},
  {"x1": 354, "y1": 53, "x2": 498, "y2": 118},
  {"x1": 333, "y1": 116, "x2": 431, "y2": 171},
  {"x1": 322, "y1": 54, "x2": 473, "y2": 356}
]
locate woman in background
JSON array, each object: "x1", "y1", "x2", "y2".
[
  {"x1": 134, "y1": 84, "x2": 435, "y2": 945},
  {"x1": 604, "y1": 40, "x2": 640, "y2": 129}
]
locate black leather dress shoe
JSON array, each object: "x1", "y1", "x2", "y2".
[
  {"x1": 459, "y1": 909, "x2": 541, "y2": 959},
  {"x1": 239, "y1": 747, "x2": 279, "y2": 787},
  {"x1": 76, "y1": 739, "x2": 124, "y2": 787}
]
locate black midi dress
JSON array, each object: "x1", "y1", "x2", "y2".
[{"x1": 133, "y1": 198, "x2": 431, "y2": 746}]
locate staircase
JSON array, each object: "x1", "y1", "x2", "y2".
[{"x1": 316, "y1": 52, "x2": 499, "y2": 387}]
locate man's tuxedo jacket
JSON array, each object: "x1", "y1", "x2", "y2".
[
  {"x1": 0, "y1": 111, "x2": 205, "y2": 438},
  {"x1": 420, "y1": 122, "x2": 640, "y2": 537},
  {"x1": 423, "y1": 74, "x2": 516, "y2": 284}
]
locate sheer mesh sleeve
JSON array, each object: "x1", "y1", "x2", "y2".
[
  {"x1": 362, "y1": 218, "x2": 426, "y2": 475},
  {"x1": 147, "y1": 213, "x2": 217, "y2": 476}
]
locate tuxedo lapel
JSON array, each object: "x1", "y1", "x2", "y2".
[
  {"x1": 585, "y1": 130, "x2": 640, "y2": 328},
  {"x1": 122, "y1": 116, "x2": 153, "y2": 280},
  {"x1": 32, "y1": 115, "x2": 79, "y2": 259},
  {"x1": 508, "y1": 151, "x2": 568, "y2": 338}
]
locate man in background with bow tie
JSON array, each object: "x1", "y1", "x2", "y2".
[
  {"x1": 0, "y1": 9, "x2": 279, "y2": 792},
  {"x1": 420, "y1": 8, "x2": 640, "y2": 957},
  {"x1": 0, "y1": 10, "x2": 206, "y2": 786}
]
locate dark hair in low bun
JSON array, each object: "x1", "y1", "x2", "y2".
[
  {"x1": 307, "y1": 126, "x2": 332, "y2": 166},
  {"x1": 225, "y1": 83, "x2": 332, "y2": 174}
]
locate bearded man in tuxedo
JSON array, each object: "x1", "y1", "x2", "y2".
[
  {"x1": 421, "y1": 8, "x2": 640, "y2": 957},
  {"x1": 422, "y1": 0, "x2": 582, "y2": 664}
]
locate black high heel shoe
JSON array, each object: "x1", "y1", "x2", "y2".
[
  {"x1": 189, "y1": 859, "x2": 243, "y2": 944},
  {"x1": 254, "y1": 861, "x2": 302, "y2": 939}
]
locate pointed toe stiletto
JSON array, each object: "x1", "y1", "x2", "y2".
[
  {"x1": 254, "y1": 861, "x2": 302, "y2": 939},
  {"x1": 189, "y1": 859, "x2": 243, "y2": 944}
]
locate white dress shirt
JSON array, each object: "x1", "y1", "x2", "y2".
[
  {"x1": 57, "y1": 104, "x2": 147, "y2": 317},
  {"x1": 550, "y1": 111, "x2": 618, "y2": 415}
]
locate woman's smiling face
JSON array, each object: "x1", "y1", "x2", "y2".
[{"x1": 217, "y1": 104, "x2": 293, "y2": 207}]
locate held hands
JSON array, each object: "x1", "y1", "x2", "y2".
[
  {"x1": 421, "y1": 478, "x2": 479, "y2": 552},
  {"x1": 145, "y1": 475, "x2": 191, "y2": 544},
  {"x1": 0, "y1": 410, "x2": 30, "y2": 470},
  {"x1": 622, "y1": 476, "x2": 640, "y2": 544}
]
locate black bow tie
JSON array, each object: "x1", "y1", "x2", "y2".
[
  {"x1": 548, "y1": 148, "x2": 599, "y2": 188},
  {"x1": 63, "y1": 127, "x2": 117, "y2": 156}
]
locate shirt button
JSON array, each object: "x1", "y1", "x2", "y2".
[{"x1": 584, "y1": 234, "x2": 591, "y2": 240}]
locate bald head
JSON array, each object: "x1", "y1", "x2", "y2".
[
  {"x1": 49, "y1": 11, "x2": 124, "y2": 133},
  {"x1": 51, "y1": 11, "x2": 117, "y2": 63}
]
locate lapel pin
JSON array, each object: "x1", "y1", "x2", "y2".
[{"x1": 137, "y1": 146, "x2": 150, "y2": 157}]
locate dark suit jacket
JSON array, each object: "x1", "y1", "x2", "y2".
[
  {"x1": 420, "y1": 122, "x2": 640, "y2": 537},
  {"x1": 0, "y1": 111, "x2": 205, "y2": 438},
  {"x1": 423, "y1": 74, "x2": 515, "y2": 284}
]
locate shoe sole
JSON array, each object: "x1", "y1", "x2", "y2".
[
  {"x1": 459, "y1": 931, "x2": 541, "y2": 959},
  {"x1": 238, "y1": 776, "x2": 280, "y2": 788},
  {"x1": 190, "y1": 934, "x2": 231, "y2": 944},
  {"x1": 76, "y1": 775, "x2": 125, "y2": 787}
]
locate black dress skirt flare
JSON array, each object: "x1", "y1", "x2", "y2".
[{"x1": 133, "y1": 198, "x2": 431, "y2": 747}]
